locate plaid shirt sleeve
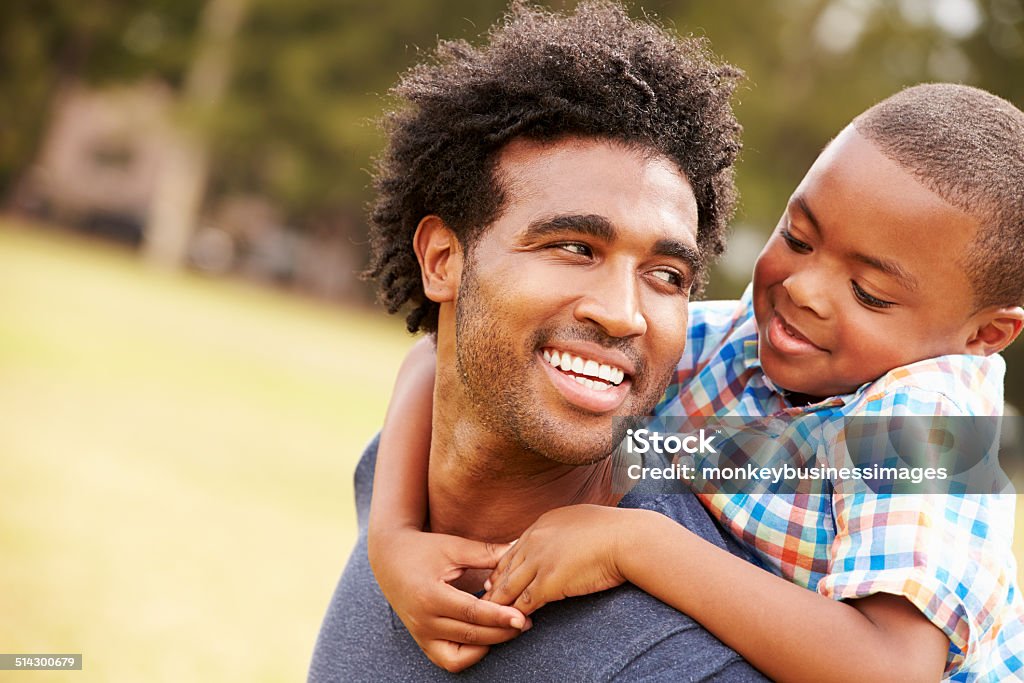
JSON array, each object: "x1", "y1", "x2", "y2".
[{"x1": 818, "y1": 384, "x2": 1022, "y2": 679}]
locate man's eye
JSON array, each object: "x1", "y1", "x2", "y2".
[
  {"x1": 650, "y1": 269, "x2": 686, "y2": 290},
  {"x1": 559, "y1": 243, "x2": 592, "y2": 256},
  {"x1": 781, "y1": 229, "x2": 811, "y2": 254},
  {"x1": 852, "y1": 281, "x2": 895, "y2": 309}
]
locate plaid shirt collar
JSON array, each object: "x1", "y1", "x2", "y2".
[{"x1": 740, "y1": 339, "x2": 851, "y2": 416}]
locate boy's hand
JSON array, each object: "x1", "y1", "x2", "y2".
[
  {"x1": 482, "y1": 505, "x2": 634, "y2": 615},
  {"x1": 368, "y1": 526, "x2": 530, "y2": 673}
]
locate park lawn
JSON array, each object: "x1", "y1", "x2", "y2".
[
  {"x1": 2, "y1": 220, "x2": 1023, "y2": 682},
  {"x1": 0, "y1": 220, "x2": 412, "y2": 682}
]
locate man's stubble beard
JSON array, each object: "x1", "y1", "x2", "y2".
[{"x1": 453, "y1": 254, "x2": 677, "y2": 466}]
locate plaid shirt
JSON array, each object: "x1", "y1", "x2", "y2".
[{"x1": 655, "y1": 285, "x2": 1024, "y2": 681}]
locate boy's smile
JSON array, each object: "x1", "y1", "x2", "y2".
[
  {"x1": 764, "y1": 310, "x2": 827, "y2": 356},
  {"x1": 752, "y1": 125, "x2": 987, "y2": 400}
]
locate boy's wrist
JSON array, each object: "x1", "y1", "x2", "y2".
[
  {"x1": 367, "y1": 523, "x2": 420, "y2": 567},
  {"x1": 613, "y1": 508, "x2": 669, "y2": 583},
  {"x1": 368, "y1": 515, "x2": 424, "y2": 540}
]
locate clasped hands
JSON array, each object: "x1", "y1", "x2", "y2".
[{"x1": 369, "y1": 504, "x2": 640, "y2": 673}]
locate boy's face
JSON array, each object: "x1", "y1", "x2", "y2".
[{"x1": 752, "y1": 125, "x2": 982, "y2": 399}]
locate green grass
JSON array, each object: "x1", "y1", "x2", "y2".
[
  {"x1": 0, "y1": 220, "x2": 413, "y2": 682},
  {"x1": 2, "y1": 220, "x2": 1023, "y2": 682}
]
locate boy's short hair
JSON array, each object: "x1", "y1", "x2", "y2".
[
  {"x1": 853, "y1": 83, "x2": 1024, "y2": 309},
  {"x1": 365, "y1": 0, "x2": 743, "y2": 334}
]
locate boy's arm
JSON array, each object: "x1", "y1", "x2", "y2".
[
  {"x1": 620, "y1": 509, "x2": 948, "y2": 683},
  {"x1": 486, "y1": 505, "x2": 948, "y2": 683},
  {"x1": 368, "y1": 335, "x2": 435, "y2": 536},
  {"x1": 366, "y1": 337, "x2": 528, "y2": 673}
]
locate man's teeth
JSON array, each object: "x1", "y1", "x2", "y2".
[{"x1": 542, "y1": 349, "x2": 626, "y2": 388}]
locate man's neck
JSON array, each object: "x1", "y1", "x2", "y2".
[{"x1": 426, "y1": 402, "x2": 619, "y2": 543}]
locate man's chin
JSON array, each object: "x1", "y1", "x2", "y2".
[
  {"x1": 526, "y1": 417, "x2": 638, "y2": 466},
  {"x1": 537, "y1": 443, "x2": 614, "y2": 466}
]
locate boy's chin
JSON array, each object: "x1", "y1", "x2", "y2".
[
  {"x1": 762, "y1": 363, "x2": 839, "y2": 401},
  {"x1": 770, "y1": 374, "x2": 856, "y2": 403}
]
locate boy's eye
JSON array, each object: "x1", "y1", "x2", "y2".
[
  {"x1": 852, "y1": 281, "x2": 895, "y2": 309},
  {"x1": 781, "y1": 229, "x2": 811, "y2": 254}
]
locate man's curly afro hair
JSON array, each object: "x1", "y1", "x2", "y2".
[{"x1": 365, "y1": 0, "x2": 744, "y2": 334}]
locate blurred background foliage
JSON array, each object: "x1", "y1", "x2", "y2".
[{"x1": 1, "y1": 0, "x2": 1022, "y2": 404}]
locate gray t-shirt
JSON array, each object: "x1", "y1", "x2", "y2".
[{"x1": 309, "y1": 436, "x2": 768, "y2": 682}]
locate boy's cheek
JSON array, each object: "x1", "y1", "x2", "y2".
[
  {"x1": 751, "y1": 246, "x2": 781, "y2": 292},
  {"x1": 755, "y1": 239, "x2": 791, "y2": 279}
]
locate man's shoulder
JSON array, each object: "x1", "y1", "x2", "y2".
[
  {"x1": 351, "y1": 434, "x2": 380, "y2": 531},
  {"x1": 311, "y1": 532, "x2": 765, "y2": 682},
  {"x1": 618, "y1": 464, "x2": 756, "y2": 561}
]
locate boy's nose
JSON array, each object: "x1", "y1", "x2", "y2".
[{"x1": 782, "y1": 271, "x2": 830, "y2": 319}]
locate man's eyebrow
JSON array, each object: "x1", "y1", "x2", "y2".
[
  {"x1": 522, "y1": 214, "x2": 614, "y2": 241},
  {"x1": 851, "y1": 252, "x2": 920, "y2": 293},
  {"x1": 653, "y1": 239, "x2": 701, "y2": 274}
]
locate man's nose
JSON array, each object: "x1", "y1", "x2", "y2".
[
  {"x1": 572, "y1": 265, "x2": 648, "y2": 338},
  {"x1": 782, "y1": 268, "x2": 830, "y2": 319}
]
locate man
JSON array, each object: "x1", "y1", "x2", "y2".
[{"x1": 310, "y1": 2, "x2": 765, "y2": 680}]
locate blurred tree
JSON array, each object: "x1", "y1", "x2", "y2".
[
  {"x1": 205, "y1": 0, "x2": 512, "y2": 254},
  {"x1": 143, "y1": 0, "x2": 248, "y2": 269}
]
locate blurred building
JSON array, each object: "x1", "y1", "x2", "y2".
[
  {"x1": 15, "y1": 81, "x2": 362, "y2": 301},
  {"x1": 18, "y1": 81, "x2": 171, "y2": 243}
]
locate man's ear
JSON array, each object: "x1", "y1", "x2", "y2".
[
  {"x1": 413, "y1": 215, "x2": 463, "y2": 303},
  {"x1": 965, "y1": 306, "x2": 1024, "y2": 356}
]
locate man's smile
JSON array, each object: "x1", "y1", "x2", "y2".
[
  {"x1": 537, "y1": 342, "x2": 634, "y2": 413},
  {"x1": 542, "y1": 348, "x2": 626, "y2": 389}
]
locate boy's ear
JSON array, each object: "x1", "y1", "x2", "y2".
[
  {"x1": 413, "y1": 215, "x2": 463, "y2": 303},
  {"x1": 965, "y1": 306, "x2": 1024, "y2": 356}
]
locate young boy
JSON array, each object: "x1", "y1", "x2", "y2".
[{"x1": 368, "y1": 83, "x2": 1024, "y2": 681}]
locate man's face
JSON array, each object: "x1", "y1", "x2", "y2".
[
  {"x1": 752, "y1": 125, "x2": 981, "y2": 399},
  {"x1": 453, "y1": 136, "x2": 700, "y2": 465}
]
